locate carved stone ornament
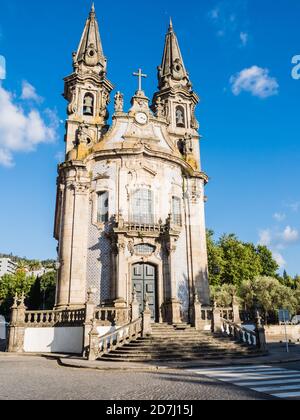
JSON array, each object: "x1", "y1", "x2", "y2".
[
  {"x1": 67, "y1": 86, "x2": 77, "y2": 115},
  {"x1": 155, "y1": 97, "x2": 165, "y2": 118},
  {"x1": 77, "y1": 123, "x2": 92, "y2": 147},
  {"x1": 114, "y1": 91, "x2": 124, "y2": 113}
]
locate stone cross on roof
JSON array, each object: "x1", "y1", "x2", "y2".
[{"x1": 133, "y1": 68, "x2": 147, "y2": 92}]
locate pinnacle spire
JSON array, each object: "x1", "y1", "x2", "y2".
[
  {"x1": 158, "y1": 20, "x2": 190, "y2": 90},
  {"x1": 73, "y1": 4, "x2": 107, "y2": 74}
]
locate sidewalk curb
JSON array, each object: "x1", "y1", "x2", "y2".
[
  {"x1": 2, "y1": 352, "x2": 300, "y2": 372},
  {"x1": 57, "y1": 354, "x2": 300, "y2": 372}
]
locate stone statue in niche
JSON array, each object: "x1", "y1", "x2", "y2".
[
  {"x1": 176, "y1": 107, "x2": 185, "y2": 127},
  {"x1": 114, "y1": 91, "x2": 124, "y2": 113},
  {"x1": 76, "y1": 123, "x2": 92, "y2": 146},
  {"x1": 184, "y1": 133, "x2": 193, "y2": 153},
  {"x1": 155, "y1": 97, "x2": 165, "y2": 118}
]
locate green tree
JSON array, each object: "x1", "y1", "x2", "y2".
[
  {"x1": 210, "y1": 284, "x2": 237, "y2": 307},
  {"x1": 40, "y1": 271, "x2": 56, "y2": 310},
  {"x1": 0, "y1": 271, "x2": 35, "y2": 301},
  {"x1": 218, "y1": 235, "x2": 262, "y2": 286},
  {"x1": 206, "y1": 231, "x2": 225, "y2": 286},
  {"x1": 256, "y1": 245, "x2": 279, "y2": 277},
  {"x1": 239, "y1": 276, "x2": 298, "y2": 322},
  {"x1": 0, "y1": 271, "x2": 36, "y2": 317}
]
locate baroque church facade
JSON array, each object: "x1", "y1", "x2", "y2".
[{"x1": 54, "y1": 5, "x2": 210, "y2": 325}]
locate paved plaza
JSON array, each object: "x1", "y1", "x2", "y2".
[{"x1": 0, "y1": 355, "x2": 264, "y2": 401}]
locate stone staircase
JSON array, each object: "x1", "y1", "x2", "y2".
[{"x1": 101, "y1": 323, "x2": 260, "y2": 363}]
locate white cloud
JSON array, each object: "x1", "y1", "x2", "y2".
[
  {"x1": 280, "y1": 226, "x2": 299, "y2": 243},
  {"x1": 286, "y1": 202, "x2": 300, "y2": 213},
  {"x1": 208, "y1": 1, "x2": 250, "y2": 46},
  {"x1": 273, "y1": 212, "x2": 286, "y2": 222},
  {"x1": 258, "y1": 229, "x2": 272, "y2": 247},
  {"x1": 0, "y1": 84, "x2": 58, "y2": 167},
  {"x1": 272, "y1": 251, "x2": 286, "y2": 268},
  {"x1": 240, "y1": 32, "x2": 249, "y2": 47},
  {"x1": 21, "y1": 81, "x2": 43, "y2": 103},
  {"x1": 230, "y1": 66, "x2": 279, "y2": 99}
]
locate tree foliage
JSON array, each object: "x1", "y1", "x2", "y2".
[
  {"x1": 239, "y1": 276, "x2": 299, "y2": 317},
  {"x1": 0, "y1": 269, "x2": 57, "y2": 318},
  {"x1": 207, "y1": 231, "x2": 279, "y2": 287}
]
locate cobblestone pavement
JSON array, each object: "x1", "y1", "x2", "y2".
[{"x1": 0, "y1": 355, "x2": 264, "y2": 400}]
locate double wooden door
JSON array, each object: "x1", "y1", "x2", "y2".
[{"x1": 132, "y1": 264, "x2": 157, "y2": 320}]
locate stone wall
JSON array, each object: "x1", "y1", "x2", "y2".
[
  {"x1": 23, "y1": 327, "x2": 84, "y2": 354},
  {"x1": 265, "y1": 325, "x2": 300, "y2": 343}
]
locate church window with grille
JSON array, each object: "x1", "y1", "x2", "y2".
[
  {"x1": 172, "y1": 196, "x2": 182, "y2": 226},
  {"x1": 176, "y1": 106, "x2": 186, "y2": 128},
  {"x1": 83, "y1": 93, "x2": 94, "y2": 116},
  {"x1": 97, "y1": 191, "x2": 109, "y2": 223},
  {"x1": 131, "y1": 189, "x2": 154, "y2": 224}
]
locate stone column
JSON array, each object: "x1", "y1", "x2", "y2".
[
  {"x1": 192, "y1": 293, "x2": 203, "y2": 331},
  {"x1": 131, "y1": 288, "x2": 140, "y2": 321},
  {"x1": 56, "y1": 164, "x2": 90, "y2": 309},
  {"x1": 212, "y1": 303, "x2": 222, "y2": 334},
  {"x1": 7, "y1": 295, "x2": 26, "y2": 353},
  {"x1": 232, "y1": 296, "x2": 241, "y2": 325},
  {"x1": 165, "y1": 236, "x2": 182, "y2": 324},
  {"x1": 142, "y1": 297, "x2": 152, "y2": 337},
  {"x1": 88, "y1": 320, "x2": 99, "y2": 361},
  {"x1": 255, "y1": 311, "x2": 267, "y2": 352},
  {"x1": 83, "y1": 289, "x2": 96, "y2": 357},
  {"x1": 115, "y1": 240, "x2": 127, "y2": 303},
  {"x1": 185, "y1": 179, "x2": 210, "y2": 307}
]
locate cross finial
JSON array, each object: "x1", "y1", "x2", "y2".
[
  {"x1": 133, "y1": 68, "x2": 147, "y2": 92},
  {"x1": 90, "y1": 2, "x2": 96, "y2": 17}
]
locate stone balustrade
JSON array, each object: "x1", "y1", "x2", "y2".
[
  {"x1": 94, "y1": 307, "x2": 130, "y2": 326},
  {"x1": 200, "y1": 307, "x2": 213, "y2": 322},
  {"x1": 221, "y1": 318, "x2": 257, "y2": 347},
  {"x1": 120, "y1": 222, "x2": 164, "y2": 234},
  {"x1": 219, "y1": 308, "x2": 234, "y2": 321},
  {"x1": 88, "y1": 318, "x2": 143, "y2": 361},
  {"x1": 24, "y1": 309, "x2": 85, "y2": 327}
]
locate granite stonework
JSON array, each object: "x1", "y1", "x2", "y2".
[{"x1": 53, "y1": 6, "x2": 210, "y2": 324}]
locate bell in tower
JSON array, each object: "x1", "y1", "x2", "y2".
[{"x1": 83, "y1": 93, "x2": 94, "y2": 116}]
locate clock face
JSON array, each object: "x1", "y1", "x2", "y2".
[{"x1": 135, "y1": 112, "x2": 148, "y2": 125}]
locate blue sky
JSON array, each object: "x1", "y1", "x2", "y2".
[{"x1": 0, "y1": 0, "x2": 299, "y2": 274}]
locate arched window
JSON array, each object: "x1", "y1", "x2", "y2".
[
  {"x1": 83, "y1": 93, "x2": 94, "y2": 116},
  {"x1": 132, "y1": 189, "x2": 154, "y2": 224},
  {"x1": 172, "y1": 196, "x2": 182, "y2": 226},
  {"x1": 97, "y1": 191, "x2": 109, "y2": 223},
  {"x1": 176, "y1": 106, "x2": 186, "y2": 128}
]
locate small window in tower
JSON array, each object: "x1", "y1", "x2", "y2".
[
  {"x1": 97, "y1": 192, "x2": 109, "y2": 224},
  {"x1": 83, "y1": 93, "x2": 94, "y2": 116},
  {"x1": 176, "y1": 106, "x2": 186, "y2": 128},
  {"x1": 172, "y1": 196, "x2": 182, "y2": 226}
]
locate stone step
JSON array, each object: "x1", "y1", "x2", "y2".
[
  {"x1": 102, "y1": 353, "x2": 257, "y2": 363},
  {"x1": 107, "y1": 348, "x2": 244, "y2": 356},
  {"x1": 123, "y1": 342, "x2": 245, "y2": 349}
]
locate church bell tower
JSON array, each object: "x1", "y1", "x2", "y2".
[{"x1": 63, "y1": 4, "x2": 114, "y2": 158}]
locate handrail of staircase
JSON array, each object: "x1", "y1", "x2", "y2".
[
  {"x1": 221, "y1": 318, "x2": 257, "y2": 348},
  {"x1": 96, "y1": 318, "x2": 143, "y2": 359}
]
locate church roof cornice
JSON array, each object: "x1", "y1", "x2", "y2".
[{"x1": 83, "y1": 147, "x2": 208, "y2": 183}]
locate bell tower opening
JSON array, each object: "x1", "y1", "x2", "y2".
[{"x1": 83, "y1": 93, "x2": 94, "y2": 116}]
